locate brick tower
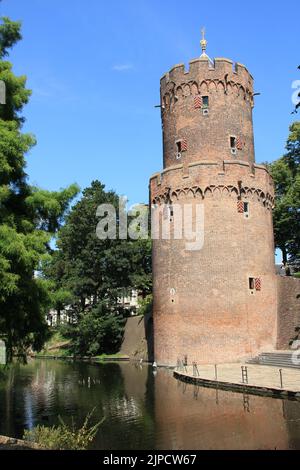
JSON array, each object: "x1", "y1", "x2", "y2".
[{"x1": 150, "y1": 32, "x2": 277, "y2": 366}]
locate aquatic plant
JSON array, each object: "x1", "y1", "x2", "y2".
[{"x1": 23, "y1": 409, "x2": 104, "y2": 450}]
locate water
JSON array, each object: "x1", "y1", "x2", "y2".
[{"x1": 1, "y1": 359, "x2": 300, "y2": 449}]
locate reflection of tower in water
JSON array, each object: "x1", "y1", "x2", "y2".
[{"x1": 154, "y1": 369, "x2": 289, "y2": 450}]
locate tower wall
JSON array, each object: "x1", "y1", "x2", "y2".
[{"x1": 150, "y1": 54, "x2": 278, "y2": 366}]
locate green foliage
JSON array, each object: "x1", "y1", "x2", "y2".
[
  {"x1": 61, "y1": 302, "x2": 125, "y2": 356},
  {"x1": 0, "y1": 17, "x2": 22, "y2": 59},
  {"x1": 45, "y1": 180, "x2": 152, "y2": 355},
  {"x1": 138, "y1": 294, "x2": 153, "y2": 317},
  {"x1": 268, "y1": 122, "x2": 300, "y2": 264},
  {"x1": 35, "y1": 329, "x2": 71, "y2": 357},
  {"x1": 0, "y1": 17, "x2": 79, "y2": 360},
  {"x1": 46, "y1": 180, "x2": 152, "y2": 316},
  {"x1": 23, "y1": 409, "x2": 104, "y2": 450}
]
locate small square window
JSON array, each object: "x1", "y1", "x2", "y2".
[{"x1": 202, "y1": 96, "x2": 209, "y2": 108}]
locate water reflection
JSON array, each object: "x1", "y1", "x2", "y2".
[
  {"x1": 0, "y1": 360, "x2": 300, "y2": 449},
  {"x1": 155, "y1": 371, "x2": 290, "y2": 450}
]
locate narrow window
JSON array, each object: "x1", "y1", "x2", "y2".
[
  {"x1": 244, "y1": 202, "x2": 249, "y2": 218},
  {"x1": 230, "y1": 136, "x2": 236, "y2": 149},
  {"x1": 176, "y1": 141, "x2": 182, "y2": 159},
  {"x1": 249, "y1": 277, "x2": 255, "y2": 290},
  {"x1": 169, "y1": 205, "x2": 174, "y2": 221},
  {"x1": 202, "y1": 96, "x2": 209, "y2": 108},
  {"x1": 176, "y1": 139, "x2": 187, "y2": 159}
]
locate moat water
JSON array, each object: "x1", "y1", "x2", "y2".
[{"x1": 1, "y1": 359, "x2": 300, "y2": 450}]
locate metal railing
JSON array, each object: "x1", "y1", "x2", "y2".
[
  {"x1": 241, "y1": 366, "x2": 248, "y2": 384},
  {"x1": 176, "y1": 358, "x2": 187, "y2": 373}
]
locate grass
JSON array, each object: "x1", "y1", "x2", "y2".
[
  {"x1": 36, "y1": 330, "x2": 71, "y2": 357},
  {"x1": 94, "y1": 353, "x2": 129, "y2": 361},
  {"x1": 35, "y1": 348, "x2": 71, "y2": 358},
  {"x1": 36, "y1": 330, "x2": 128, "y2": 361},
  {"x1": 294, "y1": 272, "x2": 300, "y2": 279}
]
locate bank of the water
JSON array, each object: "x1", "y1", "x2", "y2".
[
  {"x1": 0, "y1": 435, "x2": 41, "y2": 450},
  {"x1": 32, "y1": 354, "x2": 130, "y2": 362}
]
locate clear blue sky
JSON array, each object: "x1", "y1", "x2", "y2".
[{"x1": 1, "y1": 0, "x2": 299, "y2": 209}]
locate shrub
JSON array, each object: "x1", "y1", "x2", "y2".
[
  {"x1": 23, "y1": 409, "x2": 104, "y2": 450},
  {"x1": 138, "y1": 294, "x2": 153, "y2": 317}
]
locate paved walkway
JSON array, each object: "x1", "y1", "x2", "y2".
[{"x1": 174, "y1": 363, "x2": 300, "y2": 397}]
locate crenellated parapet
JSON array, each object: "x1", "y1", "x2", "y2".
[
  {"x1": 161, "y1": 57, "x2": 254, "y2": 111},
  {"x1": 160, "y1": 56, "x2": 256, "y2": 168},
  {"x1": 150, "y1": 160, "x2": 274, "y2": 210}
]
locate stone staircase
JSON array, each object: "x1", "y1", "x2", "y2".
[{"x1": 247, "y1": 351, "x2": 300, "y2": 369}]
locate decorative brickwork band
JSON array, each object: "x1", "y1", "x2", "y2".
[
  {"x1": 181, "y1": 139, "x2": 188, "y2": 152},
  {"x1": 194, "y1": 95, "x2": 203, "y2": 109},
  {"x1": 237, "y1": 201, "x2": 244, "y2": 213},
  {"x1": 255, "y1": 278, "x2": 261, "y2": 291},
  {"x1": 236, "y1": 137, "x2": 244, "y2": 150},
  {"x1": 152, "y1": 183, "x2": 274, "y2": 210}
]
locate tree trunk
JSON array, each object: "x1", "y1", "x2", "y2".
[{"x1": 281, "y1": 246, "x2": 288, "y2": 264}]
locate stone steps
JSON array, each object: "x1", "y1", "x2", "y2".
[{"x1": 247, "y1": 352, "x2": 300, "y2": 369}]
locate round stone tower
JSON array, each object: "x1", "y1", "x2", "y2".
[{"x1": 150, "y1": 34, "x2": 277, "y2": 366}]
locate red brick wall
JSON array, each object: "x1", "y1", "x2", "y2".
[
  {"x1": 151, "y1": 181, "x2": 277, "y2": 365},
  {"x1": 161, "y1": 58, "x2": 255, "y2": 169},
  {"x1": 277, "y1": 277, "x2": 300, "y2": 349}
]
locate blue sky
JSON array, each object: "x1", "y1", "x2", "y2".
[{"x1": 1, "y1": 0, "x2": 299, "y2": 210}]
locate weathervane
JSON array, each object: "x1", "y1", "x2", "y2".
[{"x1": 200, "y1": 27, "x2": 208, "y2": 56}]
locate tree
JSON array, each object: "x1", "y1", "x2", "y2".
[
  {"x1": 48, "y1": 180, "x2": 152, "y2": 319},
  {"x1": 46, "y1": 180, "x2": 152, "y2": 355},
  {"x1": 0, "y1": 17, "x2": 79, "y2": 360},
  {"x1": 268, "y1": 122, "x2": 300, "y2": 265},
  {"x1": 61, "y1": 302, "x2": 125, "y2": 357}
]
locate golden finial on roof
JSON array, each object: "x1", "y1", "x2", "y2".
[{"x1": 200, "y1": 27, "x2": 208, "y2": 56}]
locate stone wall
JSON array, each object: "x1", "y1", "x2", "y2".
[
  {"x1": 119, "y1": 313, "x2": 154, "y2": 362},
  {"x1": 277, "y1": 276, "x2": 300, "y2": 349}
]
